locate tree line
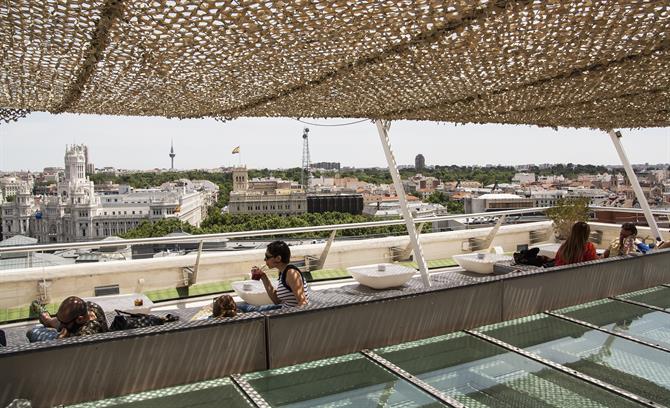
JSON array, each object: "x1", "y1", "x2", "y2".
[{"x1": 120, "y1": 212, "x2": 407, "y2": 239}]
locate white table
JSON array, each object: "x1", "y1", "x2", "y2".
[
  {"x1": 346, "y1": 263, "x2": 416, "y2": 289},
  {"x1": 84, "y1": 293, "x2": 154, "y2": 314}
]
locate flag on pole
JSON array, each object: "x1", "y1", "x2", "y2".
[{"x1": 232, "y1": 146, "x2": 240, "y2": 154}]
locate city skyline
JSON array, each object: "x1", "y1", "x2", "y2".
[{"x1": 0, "y1": 112, "x2": 668, "y2": 172}]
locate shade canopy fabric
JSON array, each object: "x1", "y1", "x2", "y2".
[{"x1": 1, "y1": 0, "x2": 669, "y2": 129}]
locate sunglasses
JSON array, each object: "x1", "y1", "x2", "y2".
[{"x1": 264, "y1": 253, "x2": 274, "y2": 260}]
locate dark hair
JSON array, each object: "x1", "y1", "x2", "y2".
[
  {"x1": 212, "y1": 295, "x2": 237, "y2": 318},
  {"x1": 558, "y1": 221, "x2": 591, "y2": 264},
  {"x1": 621, "y1": 222, "x2": 637, "y2": 235},
  {"x1": 618, "y1": 222, "x2": 637, "y2": 254},
  {"x1": 267, "y1": 240, "x2": 291, "y2": 263},
  {"x1": 56, "y1": 296, "x2": 88, "y2": 322}
]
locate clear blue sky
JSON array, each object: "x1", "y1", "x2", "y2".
[{"x1": 0, "y1": 113, "x2": 668, "y2": 171}]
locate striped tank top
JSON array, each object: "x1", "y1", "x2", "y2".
[{"x1": 276, "y1": 264, "x2": 309, "y2": 307}]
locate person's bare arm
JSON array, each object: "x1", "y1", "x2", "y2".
[
  {"x1": 256, "y1": 269, "x2": 280, "y2": 304},
  {"x1": 285, "y1": 269, "x2": 307, "y2": 306},
  {"x1": 38, "y1": 312, "x2": 60, "y2": 329}
]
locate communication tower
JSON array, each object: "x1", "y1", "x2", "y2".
[
  {"x1": 169, "y1": 139, "x2": 176, "y2": 170},
  {"x1": 301, "y1": 127, "x2": 311, "y2": 189}
]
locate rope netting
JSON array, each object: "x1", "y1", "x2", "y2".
[
  {"x1": 0, "y1": 0, "x2": 669, "y2": 129},
  {"x1": 0, "y1": 109, "x2": 31, "y2": 124}
]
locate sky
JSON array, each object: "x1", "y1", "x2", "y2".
[{"x1": 0, "y1": 112, "x2": 669, "y2": 172}]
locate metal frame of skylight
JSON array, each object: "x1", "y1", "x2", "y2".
[
  {"x1": 544, "y1": 310, "x2": 670, "y2": 354},
  {"x1": 464, "y1": 329, "x2": 661, "y2": 408}
]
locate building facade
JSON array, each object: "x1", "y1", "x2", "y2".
[
  {"x1": 415, "y1": 154, "x2": 426, "y2": 170},
  {"x1": 228, "y1": 167, "x2": 307, "y2": 216},
  {"x1": 1, "y1": 145, "x2": 210, "y2": 243}
]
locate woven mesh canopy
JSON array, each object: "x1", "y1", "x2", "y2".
[{"x1": 1, "y1": 0, "x2": 669, "y2": 129}]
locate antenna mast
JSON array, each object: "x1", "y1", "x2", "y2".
[{"x1": 301, "y1": 127, "x2": 311, "y2": 189}]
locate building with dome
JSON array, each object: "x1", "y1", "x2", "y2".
[{"x1": 1, "y1": 145, "x2": 212, "y2": 243}]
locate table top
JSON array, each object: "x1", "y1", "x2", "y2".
[
  {"x1": 84, "y1": 293, "x2": 154, "y2": 314},
  {"x1": 347, "y1": 263, "x2": 416, "y2": 276}
]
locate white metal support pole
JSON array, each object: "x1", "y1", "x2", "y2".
[
  {"x1": 607, "y1": 130, "x2": 662, "y2": 240},
  {"x1": 375, "y1": 120, "x2": 431, "y2": 287}
]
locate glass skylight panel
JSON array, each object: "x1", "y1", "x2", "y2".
[
  {"x1": 375, "y1": 332, "x2": 643, "y2": 408},
  {"x1": 241, "y1": 353, "x2": 444, "y2": 407},
  {"x1": 480, "y1": 314, "x2": 670, "y2": 405},
  {"x1": 556, "y1": 298, "x2": 670, "y2": 349},
  {"x1": 65, "y1": 378, "x2": 252, "y2": 407},
  {"x1": 617, "y1": 286, "x2": 670, "y2": 310}
]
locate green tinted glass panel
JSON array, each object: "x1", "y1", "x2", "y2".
[
  {"x1": 66, "y1": 378, "x2": 252, "y2": 408},
  {"x1": 557, "y1": 298, "x2": 670, "y2": 349},
  {"x1": 242, "y1": 353, "x2": 444, "y2": 407},
  {"x1": 376, "y1": 332, "x2": 642, "y2": 408},
  {"x1": 618, "y1": 286, "x2": 670, "y2": 310},
  {"x1": 481, "y1": 314, "x2": 670, "y2": 404}
]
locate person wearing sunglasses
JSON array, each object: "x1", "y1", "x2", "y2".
[
  {"x1": 603, "y1": 222, "x2": 638, "y2": 258},
  {"x1": 238, "y1": 240, "x2": 310, "y2": 313},
  {"x1": 27, "y1": 296, "x2": 108, "y2": 343}
]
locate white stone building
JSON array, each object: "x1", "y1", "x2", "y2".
[
  {"x1": 512, "y1": 172, "x2": 536, "y2": 185},
  {"x1": 1, "y1": 145, "x2": 210, "y2": 243},
  {"x1": 0, "y1": 176, "x2": 34, "y2": 200},
  {"x1": 228, "y1": 167, "x2": 307, "y2": 216}
]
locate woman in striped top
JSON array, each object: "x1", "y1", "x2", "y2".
[{"x1": 238, "y1": 241, "x2": 309, "y2": 313}]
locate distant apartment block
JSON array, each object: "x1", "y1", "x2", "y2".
[
  {"x1": 464, "y1": 193, "x2": 534, "y2": 213},
  {"x1": 512, "y1": 172, "x2": 536, "y2": 185},
  {"x1": 311, "y1": 162, "x2": 340, "y2": 171},
  {"x1": 307, "y1": 194, "x2": 364, "y2": 215}
]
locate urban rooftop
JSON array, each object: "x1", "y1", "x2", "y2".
[{"x1": 1, "y1": 1, "x2": 670, "y2": 407}]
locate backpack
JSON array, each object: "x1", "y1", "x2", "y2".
[
  {"x1": 109, "y1": 309, "x2": 179, "y2": 331},
  {"x1": 513, "y1": 247, "x2": 554, "y2": 267}
]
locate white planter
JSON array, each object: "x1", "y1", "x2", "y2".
[
  {"x1": 346, "y1": 263, "x2": 416, "y2": 289},
  {"x1": 231, "y1": 280, "x2": 273, "y2": 306},
  {"x1": 452, "y1": 253, "x2": 513, "y2": 274}
]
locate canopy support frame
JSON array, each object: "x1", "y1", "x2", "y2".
[
  {"x1": 607, "y1": 130, "x2": 662, "y2": 240},
  {"x1": 375, "y1": 120, "x2": 430, "y2": 287}
]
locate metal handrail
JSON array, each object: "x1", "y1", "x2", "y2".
[
  {"x1": 0, "y1": 207, "x2": 551, "y2": 254},
  {"x1": 589, "y1": 206, "x2": 670, "y2": 215}
]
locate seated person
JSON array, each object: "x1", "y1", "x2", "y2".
[
  {"x1": 603, "y1": 222, "x2": 637, "y2": 258},
  {"x1": 212, "y1": 295, "x2": 237, "y2": 318},
  {"x1": 238, "y1": 240, "x2": 310, "y2": 313},
  {"x1": 27, "y1": 296, "x2": 108, "y2": 343},
  {"x1": 554, "y1": 221, "x2": 598, "y2": 266}
]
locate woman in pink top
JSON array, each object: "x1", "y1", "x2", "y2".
[{"x1": 554, "y1": 221, "x2": 598, "y2": 266}]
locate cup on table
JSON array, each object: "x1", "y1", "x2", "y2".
[
  {"x1": 477, "y1": 253, "x2": 485, "y2": 260},
  {"x1": 377, "y1": 264, "x2": 386, "y2": 272},
  {"x1": 243, "y1": 283, "x2": 253, "y2": 291}
]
